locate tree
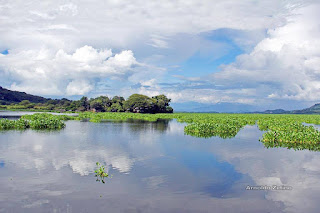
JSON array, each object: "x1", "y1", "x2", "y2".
[
  {"x1": 165, "y1": 106, "x2": 173, "y2": 113},
  {"x1": 90, "y1": 99, "x2": 105, "y2": 112},
  {"x1": 80, "y1": 96, "x2": 89, "y2": 110},
  {"x1": 152, "y1": 95, "x2": 172, "y2": 113},
  {"x1": 110, "y1": 102, "x2": 124, "y2": 112},
  {"x1": 20, "y1": 100, "x2": 31, "y2": 105},
  {"x1": 124, "y1": 94, "x2": 156, "y2": 113},
  {"x1": 112, "y1": 96, "x2": 125, "y2": 103}
]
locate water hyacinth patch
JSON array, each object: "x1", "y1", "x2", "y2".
[{"x1": 0, "y1": 113, "x2": 71, "y2": 130}]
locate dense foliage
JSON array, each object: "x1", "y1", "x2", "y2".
[{"x1": 0, "y1": 93, "x2": 173, "y2": 114}]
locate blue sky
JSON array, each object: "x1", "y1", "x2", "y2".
[{"x1": 0, "y1": 0, "x2": 320, "y2": 112}]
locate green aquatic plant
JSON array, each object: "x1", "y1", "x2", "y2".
[
  {"x1": 21, "y1": 113, "x2": 74, "y2": 121},
  {"x1": 0, "y1": 119, "x2": 15, "y2": 130},
  {"x1": 95, "y1": 162, "x2": 109, "y2": 184},
  {"x1": 0, "y1": 119, "x2": 30, "y2": 130},
  {"x1": 0, "y1": 113, "x2": 72, "y2": 130},
  {"x1": 184, "y1": 122, "x2": 240, "y2": 138},
  {"x1": 259, "y1": 121, "x2": 320, "y2": 151}
]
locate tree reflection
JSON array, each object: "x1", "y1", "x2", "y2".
[{"x1": 261, "y1": 140, "x2": 320, "y2": 152}]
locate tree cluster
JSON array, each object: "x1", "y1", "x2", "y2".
[
  {"x1": 1, "y1": 94, "x2": 173, "y2": 114},
  {"x1": 80, "y1": 94, "x2": 173, "y2": 113}
]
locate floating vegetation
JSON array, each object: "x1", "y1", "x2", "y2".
[
  {"x1": 0, "y1": 113, "x2": 73, "y2": 130},
  {"x1": 0, "y1": 119, "x2": 29, "y2": 130},
  {"x1": 258, "y1": 118, "x2": 320, "y2": 151},
  {"x1": 77, "y1": 112, "x2": 320, "y2": 144},
  {"x1": 2, "y1": 111, "x2": 320, "y2": 151},
  {"x1": 21, "y1": 113, "x2": 74, "y2": 121},
  {"x1": 95, "y1": 162, "x2": 109, "y2": 184},
  {"x1": 184, "y1": 123, "x2": 240, "y2": 138},
  {"x1": 78, "y1": 112, "x2": 320, "y2": 151},
  {"x1": 76, "y1": 112, "x2": 173, "y2": 122}
]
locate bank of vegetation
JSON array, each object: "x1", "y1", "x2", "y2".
[{"x1": 0, "y1": 94, "x2": 173, "y2": 114}]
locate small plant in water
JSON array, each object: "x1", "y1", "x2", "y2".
[{"x1": 95, "y1": 162, "x2": 109, "y2": 184}]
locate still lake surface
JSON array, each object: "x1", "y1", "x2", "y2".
[{"x1": 1, "y1": 112, "x2": 320, "y2": 213}]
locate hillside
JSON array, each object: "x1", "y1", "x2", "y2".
[
  {"x1": 249, "y1": 109, "x2": 290, "y2": 114},
  {"x1": 291, "y1": 104, "x2": 320, "y2": 114},
  {"x1": 0, "y1": 86, "x2": 49, "y2": 104}
]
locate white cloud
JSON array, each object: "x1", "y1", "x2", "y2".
[
  {"x1": 0, "y1": 46, "x2": 139, "y2": 95},
  {"x1": 0, "y1": 0, "x2": 319, "y2": 108},
  {"x1": 59, "y1": 3, "x2": 78, "y2": 16},
  {"x1": 0, "y1": 0, "x2": 308, "y2": 51},
  {"x1": 210, "y1": 3, "x2": 320, "y2": 102},
  {"x1": 148, "y1": 35, "x2": 170, "y2": 49},
  {"x1": 66, "y1": 80, "x2": 93, "y2": 96}
]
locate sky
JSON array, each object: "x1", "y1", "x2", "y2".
[{"x1": 0, "y1": 0, "x2": 320, "y2": 112}]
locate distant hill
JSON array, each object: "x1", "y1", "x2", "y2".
[
  {"x1": 250, "y1": 105, "x2": 320, "y2": 114},
  {"x1": 170, "y1": 102, "x2": 259, "y2": 113},
  {"x1": 261, "y1": 109, "x2": 290, "y2": 114},
  {"x1": 249, "y1": 109, "x2": 290, "y2": 114},
  {"x1": 291, "y1": 103, "x2": 320, "y2": 114},
  {"x1": 0, "y1": 86, "x2": 49, "y2": 104}
]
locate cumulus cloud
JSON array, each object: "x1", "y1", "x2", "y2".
[
  {"x1": 0, "y1": 0, "x2": 306, "y2": 51},
  {"x1": 131, "y1": 2, "x2": 319, "y2": 108},
  {"x1": 211, "y1": 4, "x2": 320, "y2": 102},
  {"x1": 0, "y1": 45, "x2": 139, "y2": 95},
  {"x1": 66, "y1": 80, "x2": 93, "y2": 96},
  {"x1": 0, "y1": 0, "x2": 320, "y2": 108}
]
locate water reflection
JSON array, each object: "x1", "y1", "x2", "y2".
[
  {"x1": 0, "y1": 120, "x2": 320, "y2": 212},
  {"x1": 262, "y1": 139, "x2": 320, "y2": 152},
  {"x1": 101, "y1": 118, "x2": 171, "y2": 133},
  {"x1": 0, "y1": 110, "x2": 77, "y2": 117}
]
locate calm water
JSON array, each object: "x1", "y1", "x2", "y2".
[
  {"x1": 1, "y1": 114, "x2": 320, "y2": 212},
  {"x1": 0, "y1": 111, "x2": 78, "y2": 119}
]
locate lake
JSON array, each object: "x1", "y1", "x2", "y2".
[{"x1": 0, "y1": 113, "x2": 320, "y2": 212}]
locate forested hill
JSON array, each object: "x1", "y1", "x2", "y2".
[
  {"x1": 250, "y1": 104, "x2": 320, "y2": 114},
  {"x1": 0, "y1": 86, "x2": 173, "y2": 113},
  {"x1": 291, "y1": 103, "x2": 320, "y2": 114},
  {"x1": 0, "y1": 86, "x2": 49, "y2": 104}
]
